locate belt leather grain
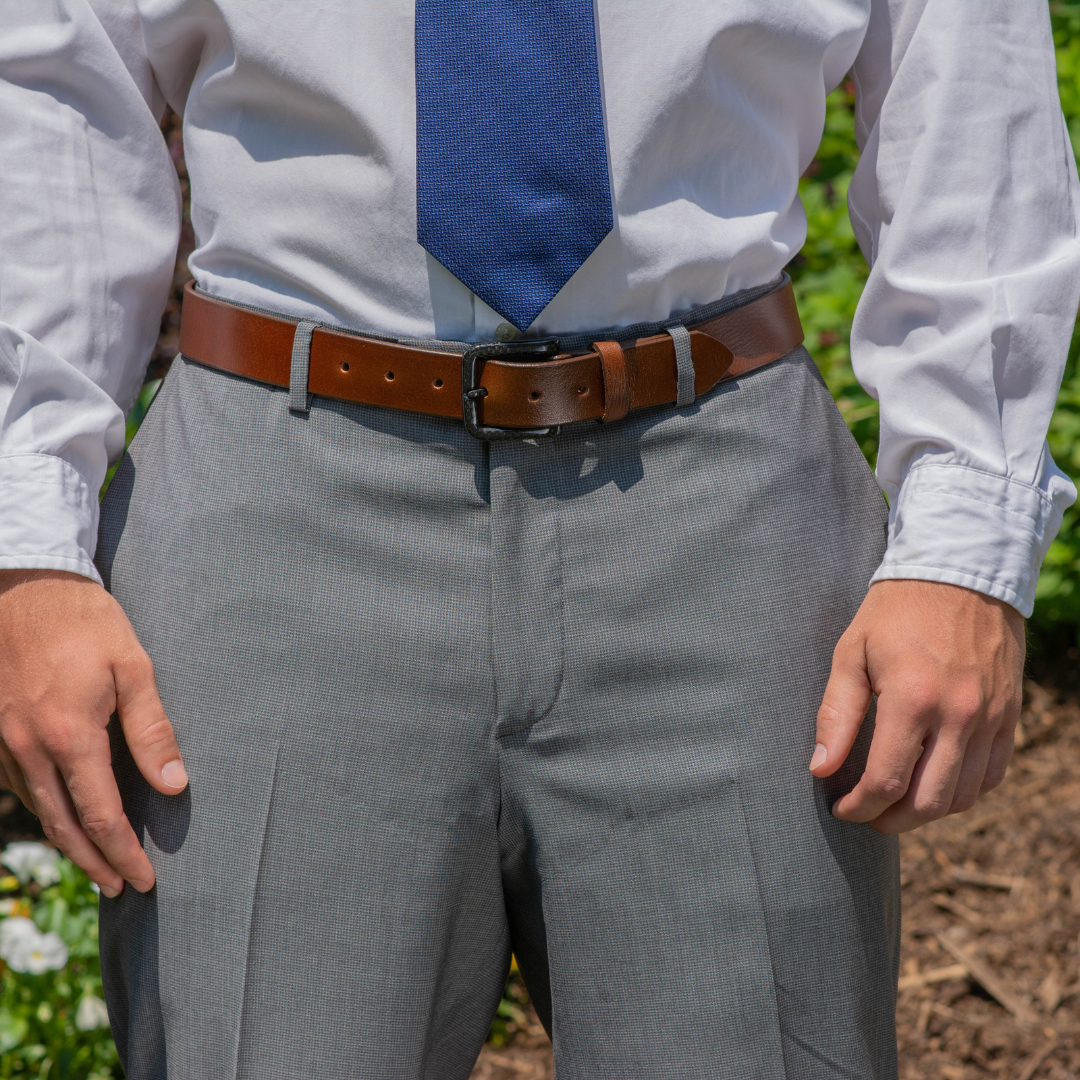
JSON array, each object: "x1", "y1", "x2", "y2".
[{"x1": 178, "y1": 278, "x2": 803, "y2": 432}]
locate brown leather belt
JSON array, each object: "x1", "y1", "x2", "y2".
[{"x1": 178, "y1": 277, "x2": 803, "y2": 439}]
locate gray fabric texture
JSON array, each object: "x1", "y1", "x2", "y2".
[
  {"x1": 288, "y1": 320, "x2": 316, "y2": 414},
  {"x1": 665, "y1": 323, "x2": 695, "y2": 407},
  {"x1": 96, "y1": 344, "x2": 897, "y2": 1080}
]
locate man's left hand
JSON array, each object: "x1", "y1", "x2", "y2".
[{"x1": 810, "y1": 579, "x2": 1025, "y2": 834}]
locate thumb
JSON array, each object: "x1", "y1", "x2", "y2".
[
  {"x1": 114, "y1": 652, "x2": 188, "y2": 795},
  {"x1": 811, "y1": 631, "x2": 872, "y2": 778}
]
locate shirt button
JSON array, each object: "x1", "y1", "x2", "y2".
[{"x1": 495, "y1": 322, "x2": 521, "y2": 343}]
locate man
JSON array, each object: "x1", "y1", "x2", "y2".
[{"x1": 0, "y1": 2, "x2": 1075, "y2": 1077}]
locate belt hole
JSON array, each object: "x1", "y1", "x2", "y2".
[
  {"x1": 340, "y1": 362, "x2": 350, "y2": 373},
  {"x1": 577, "y1": 385, "x2": 588, "y2": 396},
  {"x1": 529, "y1": 391, "x2": 541, "y2": 401},
  {"x1": 433, "y1": 378, "x2": 443, "y2": 389},
  {"x1": 385, "y1": 371, "x2": 394, "y2": 381}
]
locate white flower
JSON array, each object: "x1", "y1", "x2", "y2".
[
  {"x1": 1, "y1": 843, "x2": 61, "y2": 887},
  {"x1": 75, "y1": 995, "x2": 110, "y2": 1031},
  {"x1": 0, "y1": 917, "x2": 67, "y2": 973}
]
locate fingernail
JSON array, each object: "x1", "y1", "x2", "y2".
[
  {"x1": 100, "y1": 884, "x2": 120, "y2": 899},
  {"x1": 810, "y1": 744, "x2": 828, "y2": 772},
  {"x1": 161, "y1": 760, "x2": 188, "y2": 791}
]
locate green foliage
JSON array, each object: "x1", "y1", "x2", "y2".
[
  {"x1": 486, "y1": 969, "x2": 531, "y2": 1048},
  {"x1": 1054, "y1": 2, "x2": 1080, "y2": 161},
  {"x1": 0, "y1": 857, "x2": 119, "y2": 1079}
]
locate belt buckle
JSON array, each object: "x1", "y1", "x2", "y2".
[{"x1": 461, "y1": 338, "x2": 562, "y2": 441}]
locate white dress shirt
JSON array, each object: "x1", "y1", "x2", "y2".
[{"x1": 1, "y1": 1, "x2": 1078, "y2": 616}]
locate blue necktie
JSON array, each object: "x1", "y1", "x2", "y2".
[{"x1": 415, "y1": 0, "x2": 614, "y2": 332}]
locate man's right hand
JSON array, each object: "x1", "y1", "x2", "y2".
[{"x1": 0, "y1": 570, "x2": 187, "y2": 897}]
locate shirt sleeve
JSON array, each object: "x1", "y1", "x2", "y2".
[
  {"x1": 0, "y1": 1, "x2": 181, "y2": 584},
  {"x1": 849, "y1": 0, "x2": 1080, "y2": 616}
]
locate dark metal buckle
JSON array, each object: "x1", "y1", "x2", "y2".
[{"x1": 461, "y1": 338, "x2": 562, "y2": 441}]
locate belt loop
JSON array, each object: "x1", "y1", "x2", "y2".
[
  {"x1": 593, "y1": 340, "x2": 629, "y2": 423},
  {"x1": 289, "y1": 320, "x2": 317, "y2": 414},
  {"x1": 665, "y1": 324, "x2": 695, "y2": 407}
]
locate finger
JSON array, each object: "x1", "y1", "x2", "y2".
[
  {"x1": 114, "y1": 651, "x2": 187, "y2": 795},
  {"x1": 60, "y1": 748, "x2": 155, "y2": 893},
  {"x1": 947, "y1": 729, "x2": 996, "y2": 813},
  {"x1": 831, "y1": 699, "x2": 926, "y2": 822},
  {"x1": 21, "y1": 756, "x2": 126, "y2": 897},
  {"x1": 869, "y1": 728, "x2": 967, "y2": 833},
  {"x1": 980, "y1": 722, "x2": 1015, "y2": 794},
  {"x1": 812, "y1": 634, "x2": 873, "y2": 778}
]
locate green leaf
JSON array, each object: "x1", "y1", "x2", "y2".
[{"x1": 0, "y1": 1010, "x2": 28, "y2": 1053}]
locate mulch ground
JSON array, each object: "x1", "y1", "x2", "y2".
[
  {"x1": 892, "y1": 680, "x2": 1080, "y2": 1080},
  {"x1": 470, "y1": 678, "x2": 1080, "y2": 1080}
]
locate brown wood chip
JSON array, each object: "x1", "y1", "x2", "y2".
[
  {"x1": 934, "y1": 933, "x2": 1039, "y2": 1026},
  {"x1": 958, "y1": 809, "x2": 1004, "y2": 837},
  {"x1": 916, "y1": 1000, "x2": 933, "y2": 1035},
  {"x1": 897, "y1": 963, "x2": 969, "y2": 991},
  {"x1": 949, "y1": 867, "x2": 1024, "y2": 893},
  {"x1": 931, "y1": 892, "x2": 988, "y2": 928},
  {"x1": 1017, "y1": 1037, "x2": 1058, "y2": 1080},
  {"x1": 1037, "y1": 972, "x2": 1063, "y2": 1013},
  {"x1": 478, "y1": 1054, "x2": 538, "y2": 1075},
  {"x1": 931, "y1": 1003, "x2": 983, "y2": 1028}
]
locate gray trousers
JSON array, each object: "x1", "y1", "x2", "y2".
[{"x1": 96, "y1": 339, "x2": 898, "y2": 1079}]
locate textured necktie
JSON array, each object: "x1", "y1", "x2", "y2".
[{"x1": 415, "y1": 0, "x2": 614, "y2": 332}]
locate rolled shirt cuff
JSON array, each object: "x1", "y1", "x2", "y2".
[
  {"x1": 0, "y1": 454, "x2": 102, "y2": 585},
  {"x1": 870, "y1": 460, "x2": 1076, "y2": 617}
]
